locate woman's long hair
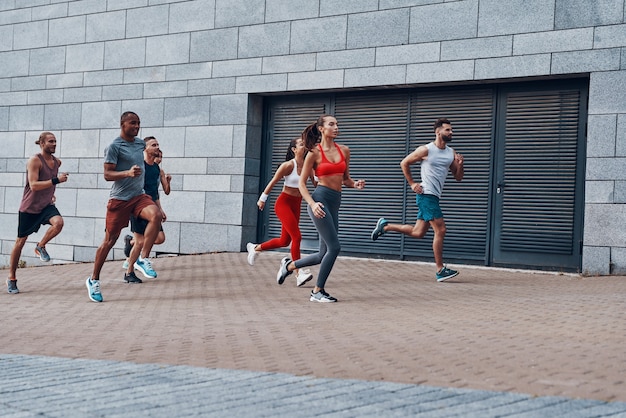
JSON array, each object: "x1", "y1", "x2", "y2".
[
  {"x1": 284, "y1": 137, "x2": 298, "y2": 161},
  {"x1": 301, "y1": 114, "x2": 334, "y2": 150}
]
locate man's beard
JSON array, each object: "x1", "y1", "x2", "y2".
[{"x1": 441, "y1": 134, "x2": 452, "y2": 142}]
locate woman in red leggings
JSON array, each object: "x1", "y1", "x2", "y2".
[{"x1": 247, "y1": 136, "x2": 316, "y2": 286}]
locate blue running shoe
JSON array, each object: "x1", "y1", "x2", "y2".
[
  {"x1": 436, "y1": 266, "x2": 459, "y2": 282},
  {"x1": 86, "y1": 277, "x2": 103, "y2": 302},
  {"x1": 371, "y1": 218, "x2": 388, "y2": 241},
  {"x1": 134, "y1": 257, "x2": 157, "y2": 278},
  {"x1": 122, "y1": 260, "x2": 130, "y2": 269},
  {"x1": 35, "y1": 245, "x2": 50, "y2": 262}
]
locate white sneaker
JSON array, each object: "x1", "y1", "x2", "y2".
[
  {"x1": 246, "y1": 242, "x2": 259, "y2": 266},
  {"x1": 296, "y1": 269, "x2": 313, "y2": 287}
]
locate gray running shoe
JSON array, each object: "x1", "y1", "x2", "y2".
[
  {"x1": 276, "y1": 257, "x2": 292, "y2": 285},
  {"x1": 124, "y1": 271, "x2": 143, "y2": 283},
  {"x1": 7, "y1": 279, "x2": 19, "y2": 294},
  {"x1": 310, "y1": 289, "x2": 337, "y2": 303},
  {"x1": 35, "y1": 245, "x2": 50, "y2": 262}
]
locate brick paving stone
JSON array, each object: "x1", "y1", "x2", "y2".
[{"x1": 1, "y1": 252, "x2": 626, "y2": 416}]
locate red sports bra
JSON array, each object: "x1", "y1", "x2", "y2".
[{"x1": 316, "y1": 143, "x2": 346, "y2": 177}]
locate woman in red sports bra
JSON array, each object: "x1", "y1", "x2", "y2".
[{"x1": 276, "y1": 115, "x2": 365, "y2": 303}]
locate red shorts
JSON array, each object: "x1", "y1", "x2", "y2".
[{"x1": 105, "y1": 194, "x2": 156, "y2": 236}]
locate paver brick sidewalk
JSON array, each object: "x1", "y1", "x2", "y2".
[{"x1": 1, "y1": 252, "x2": 625, "y2": 402}]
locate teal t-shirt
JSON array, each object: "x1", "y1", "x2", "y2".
[{"x1": 104, "y1": 137, "x2": 146, "y2": 201}]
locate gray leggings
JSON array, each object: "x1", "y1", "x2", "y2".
[{"x1": 294, "y1": 185, "x2": 341, "y2": 289}]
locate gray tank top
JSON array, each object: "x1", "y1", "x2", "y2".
[{"x1": 420, "y1": 142, "x2": 454, "y2": 198}]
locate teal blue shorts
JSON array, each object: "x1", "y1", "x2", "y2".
[{"x1": 416, "y1": 194, "x2": 443, "y2": 221}]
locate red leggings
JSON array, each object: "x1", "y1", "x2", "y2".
[{"x1": 260, "y1": 192, "x2": 302, "y2": 260}]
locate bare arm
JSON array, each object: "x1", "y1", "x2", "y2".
[
  {"x1": 160, "y1": 169, "x2": 171, "y2": 195},
  {"x1": 104, "y1": 162, "x2": 141, "y2": 181},
  {"x1": 340, "y1": 144, "x2": 365, "y2": 189},
  {"x1": 28, "y1": 157, "x2": 68, "y2": 191},
  {"x1": 450, "y1": 151, "x2": 464, "y2": 181},
  {"x1": 299, "y1": 148, "x2": 319, "y2": 208},
  {"x1": 257, "y1": 160, "x2": 293, "y2": 211},
  {"x1": 400, "y1": 145, "x2": 428, "y2": 193}
]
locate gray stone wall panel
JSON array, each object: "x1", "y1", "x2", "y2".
[
  {"x1": 594, "y1": 24, "x2": 626, "y2": 49},
  {"x1": 290, "y1": 16, "x2": 347, "y2": 54},
  {"x1": 0, "y1": 51, "x2": 30, "y2": 78},
  {"x1": 406, "y1": 60, "x2": 475, "y2": 83},
  {"x1": 102, "y1": 84, "x2": 144, "y2": 101},
  {"x1": 344, "y1": 65, "x2": 406, "y2": 87},
  {"x1": 144, "y1": 81, "x2": 188, "y2": 99},
  {"x1": 164, "y1": 96, "x2": 211, "y2": 126},
  {"x1": 9, "y1": 105, "x2": 44, "y2": 131},
  {"x1": 235, "y1": 74, "x2": 287, "y2": 94},
  {"x1": 31, "y1": 4, "x2": 68, "y2": 21},
  {"x1": 347, "y1": 9, "x2": 409, "y2": 49},
  {"x1": 475, "y1": 54, "x2": 551, "y2": 80},
  {"x1": 585, "y1": 180, "x2": 614, "y2": 203},
  {"x1": 555, "y1": 0, "x2": 624, "y2": 29},
  {"x1": 125, "y1": 5, "x2": 169, "y2": 38},
  {"x1": 12, "y1": 76, "x2": 46, "y2": 91},
  {"x1": 214, "y1": 0, "x2": 264, "y2": 28},
  {"x1": 122, "y1": 98, "x2": 165, "y2": 127},
  {"x1": 166, "y1": 63, "x2": 212, "y2": 81},
  {"x1": 441, "y1": 36, "x2": 512, "y2": 61},
  {"x1": 587, "y1": 114, "x2": 617, "y2": 158},
  {"x1": 29, "y1": 46, "x2": 66, "y2": 76},
  {"x1": 29, "y1": 90, "x2": 65, "y2": 106},
  {"x1": 262, "y1": 54, "x2": 316, "y2": 74},
  {"x1": 376, "y1": 43, "x2": 440, "y2": 66},
  {"x1": 86, "y1": 11, "x2": 126, "y2": 42},
  {"x1": 169, "y1": 0, "x2": 215, "y2": 33},
  {"x1": 551, "y1": 48, "x2": 621, "y2": 74},
  {"x1": 409, "y1": 0, "x2": 478, "y2": 43},
  {"x1": 66, "y1": 43, "x2": 105, "y2": 72},
  {"x1": 320, "y1": 0, "x2": 378, "y2": 16},
  {"x1": 49, "y1": 15, "x2": 86, "y2": 46},
  {"x1": 104, "y1": 38, "x2": 146, "y2": 70},
  {"x1": 190, "y1": 28, "x2": 238, "y2": 62},
  {"x1": 617, "y1": 114, "x2": 626, "y2": 156},
  {"x1": 238, "y1": 22, "x2": 290, "y2": 58},
  {"x1": 589, "y1": 70, "x2": 626, "y2": 114},
  {"x1": 68, "y1": 0, "x2": 106, "y2": 16},
  {"x1": 266, "y1": 0, "x2": 319, "y2": 23},
  {"x1": 477, "y1": 0, "x2": 554, "y2": 37},
  {"x1": 582, "y1": 245, "x2": 610, "y2": 275},
  {"x1": 146, "y1": 33, "x2": 190, "y2": 66},
  {"x1": 212, "y1": 58, "x2": 262, "y2": 78},
  {"x1": 13, "y1": 20, "x2": 48, "y2": 50},
  {"x1": 44, "y1": 103, "x2": 82, "y2": 130},
  {"x1": 316, "y1": 49, "x2": 376, "y2": 70},
  {"x1": 513, "y1": 28, "x2": 593, "y2": 55},
  {"x1": 0, "y1": 25, "x2": 12, "y2": 51},
  {"x1": 80, "y1": 101, "x2": 121, "y2": 130},
  {"x1": 188, "y1": 78, "x2": 237, "y2": 96},
  {"x1": 287, "y1": 69, "x2": 344, "y2": 91},
  {"x1": 209, "y1": 94, "x2": 248, "y2": 125}
]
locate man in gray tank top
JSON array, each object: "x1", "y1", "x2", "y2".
[
  {"x1": 7, "y1": 132, "x2": 69, "y2": 294},
  {"x1": 370, "y1": 118, "x2": 465, "y2": 282}
]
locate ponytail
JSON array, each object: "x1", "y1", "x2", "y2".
[{"x1": 301, "y1": 114, "x2": 334, "y2": 150}]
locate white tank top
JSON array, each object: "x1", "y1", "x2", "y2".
[
  {"x1": 283, "y1": 159, "x2": 300, "y2": 188},
  {"x1": 420, "y1": 142, "x2": 454, "y2": 198}
]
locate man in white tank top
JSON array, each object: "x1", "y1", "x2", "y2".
[{"x1": 370, "y1": 118, "x2": 465, "y2": 282}]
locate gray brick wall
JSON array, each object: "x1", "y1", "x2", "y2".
[{"x1": 0, "y1": 0, "x2": 625, "y2": 275}]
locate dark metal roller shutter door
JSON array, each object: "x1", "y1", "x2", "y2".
[{"x1": 492, "y1": 87, "x2": 585, "y2": 269}]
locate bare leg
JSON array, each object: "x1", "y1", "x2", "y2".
[
  {"x1": 430, "y1": 218, "x2": 447, "y2": 271},
  {"x1": 8, "y1": 237, "x2": 27, "y2": 279},
  {"x1": 384, "y1": 219, "x2": 430, "y2": 239},
  {"x1": 138, "y1": 205, "x2": 162, "y2": 259},
  {"x1": 37, "y1": 215, "x2": 64, "y2": 248},
  {"x1": 92, "y1": 231, "x2": 120, "y2": 280},
  {"x1": 127, "y1": 233, "x2": 143, "y2": 274}
]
